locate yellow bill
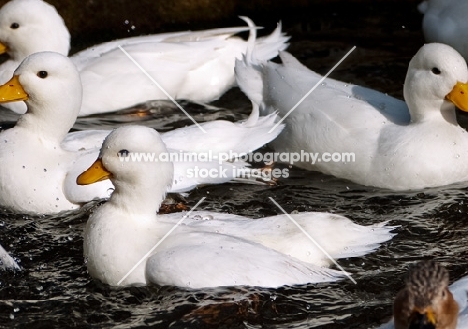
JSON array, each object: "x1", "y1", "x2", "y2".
[
  {"x1": 0, "y1": 75, "x2": 28, "y2": 102},
  {"x1": 446, "y1": 81, "x2": 468, "y2": 112},
  {"x1": 0, "y1": 42, "x2": 6, "y2": 54},
  {"x1": 76, "y1": 158, "x2": 112, "y2": 185}
]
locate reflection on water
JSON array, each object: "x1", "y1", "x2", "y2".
[
  {"x1": 2, "y1": 159, "x2": 468, "y2": 328},
  {"x1": 1, "y1": 1, "x2": 468, "y2": 329}
]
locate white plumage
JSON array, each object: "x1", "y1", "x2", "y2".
[
  {"x1": 78, "y1": 125, "x2": 397, "y2": 288},
  {"x1": 0, "y1": 0, "x2": 289, "y2": 116},
  {"x1": 235, "y1": 43, "x2": 468, "y2": 190}
]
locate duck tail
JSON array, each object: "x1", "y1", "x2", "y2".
[
  {"x1": 238, "y1": 16, "x2": 257, "y2": 64},
  {"x1": 234, "y1": 35, "x2": 265, "y2": 115},
  {"x1": 238, "y1": 17, "x2": 289, "y2": 64},
  {"x1": 333, "y1": 221, "x2": 399, "y2": 259},
  {"x1": 253, "y1": 21, "x2": 289, "y2": 61},
  {"x1": 235, "y1": 17, "x2": 284, "y2": 126},
  {"x1": 239, "y1": 111, "x2": 284, "y2": 150}
]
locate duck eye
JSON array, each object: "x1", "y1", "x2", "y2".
[
  {"x1": 431, "y1": 67, "x2": 441, "y2": 75},
  {"x1": 37, "y1": 71, "x2": 48, "y2": 79},
  {"x1": 118, "y1": 149, "x2": 130, "y2": 157},
  {"x1": 10, "y1": 23, "x2": 19, "y2": 29}
]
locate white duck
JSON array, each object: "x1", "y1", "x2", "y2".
[
  {"x1": 235, "y1": 43, "x2": 468, "y2": 190},
  {"x1": 0, "y1": 0, "x2": 289, "y2": 116},
  {"x1": 378, "y1": 260, "x2": 468, "y2": 329},
  {"x1": 418, "y1": 0, "x2": 468, "y2": 62},
  {"x1": 77, "y1": 125, "x2": 396, "y2": 288},
  {"x1": 0, "y1": 243, "x2": 20, "y2": 271},
  {"x1": 0, "y1": 51, "x2": 284, "y2": 214}
]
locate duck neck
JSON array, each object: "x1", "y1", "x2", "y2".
[
  {"x1": 15, "y1": 94, "x2": 81, "y2": 144},
  {"x1": 109, "y1": 179, "x2": 167, "y2": 216},
  {"x1": 16, "y1": 112, "x2": 72, "y2": 144},
  {"x1": 407, "y1": 98, "x2": 458, "y2": 126}
]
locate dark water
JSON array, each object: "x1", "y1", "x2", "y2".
[{"x1": 1, "y1": 2, "x2": 468, "y2": 328}]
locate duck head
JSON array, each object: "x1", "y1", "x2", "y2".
[
  {"x1": 0, "y1": 0, "x2": 70, "y2": 61},
  {"x1": 77, "y1": 126, "x2": 175, "y2": 214},
  {"x1": 393, "y1": 260, "x2": 459, "y2": 329},
  {"x1": 0, "y1": 51, "x2": 82, "y2": 142},
  {"x1": 404, "y1": 43, "x2": 468, "y2": 124}
]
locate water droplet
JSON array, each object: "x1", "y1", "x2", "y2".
[
  {"x1": 193, "y1": 215, "x2": 202, "y2": 220},
  {"x1": 202, "y1": 215, "x2": 213, "y2": 220},
  {"x1": 13, "y1": 307, "x2": 19, "y2": 313},
  {"x1": 9, "y1": 314, "x2": 14, "y2": 320}
]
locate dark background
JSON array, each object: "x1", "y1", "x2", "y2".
[{"x1": 3, "y1": 1, "x2": 467, "y2": 329}]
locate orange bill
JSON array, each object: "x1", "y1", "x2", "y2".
[
  {"x1": 76, "y1": 158, "x2": 112, "y2": 185},
  {"x1": 0, "y1": 42, "x2": 6, "y2": 54},
  {"x1": 446, "y1": 81, "x2": 468, "y2": 112},
  {"x1": 0, "y1": 75, "x2": 28, "y2": 102},
  {"x1": 409, "y1": 307, "x2": 437, "y2": 328}
]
